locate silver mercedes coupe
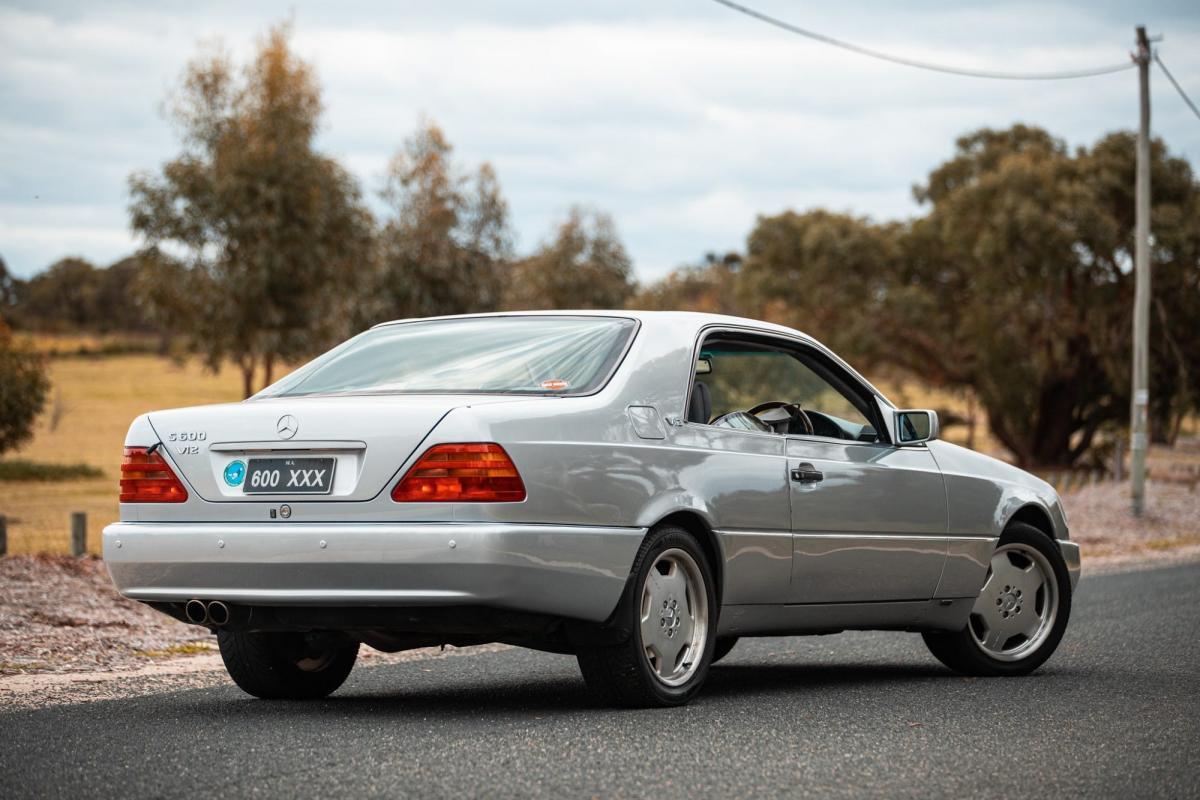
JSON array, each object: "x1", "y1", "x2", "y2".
[{"x1": 103, "y1": 311, "x2": 1081, "y2": 706}]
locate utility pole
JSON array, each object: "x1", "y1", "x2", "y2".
[{"x1": 1130, "y1": 25, "x2": 1152, "y2": 516}]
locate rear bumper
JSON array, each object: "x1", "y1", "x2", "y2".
[
  {"x1": 1059, "y1": 540, "x2": 1082, "y2": 590},
  {"x1": 102, "y1": 521, "x2": 646, "y2": 623}
]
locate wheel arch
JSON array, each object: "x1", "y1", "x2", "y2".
[
  {"x1": 650, "y1": 510, "x2": 726, "y2": 607},
  {"x1": 1005, "y1": 503, "x2": 1057, "y2": 540}
]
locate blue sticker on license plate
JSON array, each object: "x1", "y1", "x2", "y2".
[{"x1": 244, "y1": 457, "x2": 336, "y2": 494}]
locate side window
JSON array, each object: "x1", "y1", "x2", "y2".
[{"x1": 690, "y1": 335, "x2": 882, "y2": 442}]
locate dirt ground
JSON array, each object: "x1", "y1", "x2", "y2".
[{"x1": 1, "y1": 477, "x2": 1196, "y2": 709}]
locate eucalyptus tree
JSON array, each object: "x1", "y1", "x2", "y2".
[
  {"x1": 505, "y1": 207, "x2": 635, "y2": 311},
  {"x1": 374, "y1": 121, "x2": 512, "y2": 321},
  {"x1": 129, "y1": 24, "x2": 373, "y2": 396},
  {"x1": 883, "y1": 125, "x2": 1200, "y2": 465}
]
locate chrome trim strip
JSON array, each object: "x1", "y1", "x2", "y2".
[{"x1": 210, "y1": 440, "x2": 367, "y2": 452}]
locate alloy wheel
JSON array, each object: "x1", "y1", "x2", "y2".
[
  {"x1": 969, "y1": 542, "x2": 1059, "y2": 661},
  {"x1": 639, "y1": 547, "x2": 710, "y2": 686}
]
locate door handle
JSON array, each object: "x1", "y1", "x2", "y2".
[{"x1": 791, "y1": 463, "x2": 824, "y2": 483}]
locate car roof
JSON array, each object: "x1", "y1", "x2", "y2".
[
  {"x1": 370, "y1": 310, "x2": 890, "y2": 406},
  {"x1": 372, "y1": 309, "x2": 818, "y2": 343}
]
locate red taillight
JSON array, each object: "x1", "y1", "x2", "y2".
[
  {"x1": 392, "y1": 443, "x2": 526, "y2": 503},
  {"x1": 119, "y1": 446, "x2": 189, "y2": 503}
]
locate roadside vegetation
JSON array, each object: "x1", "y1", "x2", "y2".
[
  {"x1": 0, "y1": 20, "x2": 1197, "y2": 556},
  {"x1": 0, "y1": 462, "x2": 103, "y2": 482}
]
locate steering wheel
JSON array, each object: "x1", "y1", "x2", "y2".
[{"x1": 748, "y1": 400, "x2": 814, "y2": 436}]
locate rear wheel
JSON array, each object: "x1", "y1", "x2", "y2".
[
  {"x1": 217, "y1": 630, "x2": 359, "y2": 699},
  {"x1": 577, "y1": 525, "x2": 717, "y2": 707},
  {"x1": 922, "y1": 523, "x2": 1071, "y2": 676}
]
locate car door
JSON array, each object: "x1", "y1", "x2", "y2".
[{"x1": 782, "y1": 345, "x2": 949, "y2": 603}]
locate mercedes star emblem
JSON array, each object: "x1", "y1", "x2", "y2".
[{"x1": 276, "y1": 414, "x2": 298, "y2": 440}]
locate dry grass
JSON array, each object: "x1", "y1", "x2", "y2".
[
  {"x1": 0, "y1": 351, "x2": 249, "y2": 554},
  {"x1": 134, "y1": 641, "x2": 216, "y2": 659}
]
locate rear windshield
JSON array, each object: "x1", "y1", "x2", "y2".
[{"x1": 259, "y1": 316, "x2": 637, "y2": 398}]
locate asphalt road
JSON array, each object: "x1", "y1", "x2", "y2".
[{"x1": 3, "y1": 562, "x2": 1198, "y2": 799}]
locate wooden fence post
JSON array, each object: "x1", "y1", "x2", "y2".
[
  {"x1": 0, "y1": 515, "x2": 7, "y2": 557},
  {"x1": 70, "y1": 512, "x2": 87, "y2": 557}
]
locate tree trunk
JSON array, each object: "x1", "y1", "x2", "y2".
[
  {"x1": 239, "y1": 357, "x2": 256, "y2": 399},
  {"x1": 264, "y1": 353, "x2": 275, "y2": 388}
]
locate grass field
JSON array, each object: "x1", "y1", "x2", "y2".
[
  {"x1": 0, "y1": 353, "x2": 248, "y2": 554},
  {"x1": 0, "y1": 340, "x2": 1193, "y2": 555}
]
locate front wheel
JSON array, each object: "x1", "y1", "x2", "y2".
[
  {"x1": 923, "y1": 523, "x2": 1072, "y2": 676},
  {"x1": 711, "y1": 637, "x2": 739, "y2": 664},
  {"x1": 576, "y1": 525, "x2": 717, "y2": 707},
  {"x1": 218, "y1": 630, "x2": 359, "y2": 699}
]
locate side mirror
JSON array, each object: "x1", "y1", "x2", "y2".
[{"x1": 895, "y1": 409, "x2": 939, "y2": 445}]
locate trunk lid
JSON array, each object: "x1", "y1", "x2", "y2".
[{"x1": 146, "y1": 395, "x2": 513, "y2": 502}]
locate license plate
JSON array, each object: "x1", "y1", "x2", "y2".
[{"x1": 244, "y1": 457, "x2": 336, "y2": 495}]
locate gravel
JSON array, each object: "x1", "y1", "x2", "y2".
[
  {"x1": 0, "y1": 555, "x2": 209, "y2": 674},
  {"x1": 1063, "y1": 479, "x2": 1200, "y2": 566}
]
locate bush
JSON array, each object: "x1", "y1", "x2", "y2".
[
  {"x1": 0, "y1": 460, "x2": 103, "y2": 481},
  {"x1": 0, "y1": 319, "x2": 50, "y2": 455}
]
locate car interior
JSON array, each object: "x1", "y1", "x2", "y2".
[{"x1": 687, "y1": 335, "x2": 885, "y2": 443}]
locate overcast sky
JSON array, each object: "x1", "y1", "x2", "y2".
[{"x1": 2, "y1": 0, "x2": 1198, "y2": 281}]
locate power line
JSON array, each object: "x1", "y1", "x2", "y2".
[
  {"x1": 709, "y1": 0, "x2": 1136, "y2": 81},
  {"x1": 1155, "y1": 54, "x2": 1200, "y2": 123}
]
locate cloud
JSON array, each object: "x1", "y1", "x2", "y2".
[{"x1": 1, "y1": 1, "x2": 1198, "y2": 281}]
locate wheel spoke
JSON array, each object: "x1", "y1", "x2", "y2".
[
  {"x1": 978, "y1": 601, "x2": 1005, "y2": 633},
  {"x1": 645, "y1": 569, "x2": 666, "y2": 602},
  {"x1": 659, "y1": 561, "x2": 688, "y2": 599},
  {"x1": 640, "y1": 606, "x2": 660, "y2": 648},
  {"x1": 1019, "y1": 608, "x2": 1043, "y2": 638},
  {"x1": 675, "y1": 606, "x2": 695, "y2": 652},
  {"x1": 656, "y1": 631, "x2": 684, "y2": 677},
  {"x1": 982, "y1": 626, "x2": 1008, "y2": 652},
  {"x1": 1017, "y1": 569, "x2": 1045, "y2": 599},
  {"x1": 972, "y1": 576, "x2": 996, "y2": 616}
]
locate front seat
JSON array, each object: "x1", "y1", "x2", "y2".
[{"x1": 688, "y1": 380, "x2": 712, "y2": 424}]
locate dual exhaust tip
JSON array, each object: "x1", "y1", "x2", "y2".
[{"x1": 185, "y1": 599, "x2": 231, "y2": 627}]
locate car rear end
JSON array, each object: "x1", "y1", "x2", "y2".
[{"x1": 102, "y1": 315, "x2": 647, "y2": 644}]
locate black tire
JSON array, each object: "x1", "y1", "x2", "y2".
[
  {"x1": 217, "y1": 630, "x2": 359, "y2": 700},
  {"x1": 577, "y1": 525, "x2": 718, "y2": 707},
  {"x1": 922, "y1": 523, "x2": 1072, "y2": 677},
  {"x1": 711, "y1": 637, "x2": 739, "y2": 665}
]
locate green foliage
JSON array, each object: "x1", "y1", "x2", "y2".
[
  {"x1": 636, "y1": 253, "x2": 743, "y2": 314},
  {"x1": 373, "y1": 121, "x2": 512, "y2": 322},
  {"x1": 505, "y1": 207, "x2": 635, "y2": 310},
  {"x1": 884, "y1": 125, "x2": 1200, "y2": 465},
  {"x1": 0, "y1": 460, "x2": 104, "y2": 481},
  {"x1": 7, "y1": 255, "x2": 159, "y2": 333},
  {"x1": 0, "y1": 320, "x2": 50, "y2": 456},
  {"x1": 738, "y1": 210, "x2": 898, "y2": 361},
  {"x1": 638, "y1": 125, "x2": 1199, "y2": 467},
  {"x1": 128, "y1": 24, "x2": 374, "y2": 396}
]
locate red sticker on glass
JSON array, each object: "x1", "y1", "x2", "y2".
[{"x1": 540, "y1": 378, "x2": 570, "y2": 391}]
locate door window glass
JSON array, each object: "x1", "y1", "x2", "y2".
[{"x1": 693, "y1": 338, "x2": 880, "y2": 442}]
